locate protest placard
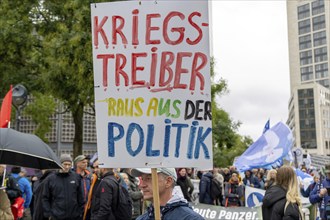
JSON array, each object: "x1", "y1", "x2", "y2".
[{"x1": 91, "y1": 0, "x2": 212, "y2": 169}]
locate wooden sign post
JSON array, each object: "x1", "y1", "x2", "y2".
[{"x1": 151, "y1": 168, "x2": 161, "y2": 219}]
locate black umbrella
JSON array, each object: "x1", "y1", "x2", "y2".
[{"x1": 0, "y1": 128, "x2": 62, "y2": 169}]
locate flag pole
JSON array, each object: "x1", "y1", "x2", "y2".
[{"x1": 151, "y1": 168, "x2": 161, "y2": 220}]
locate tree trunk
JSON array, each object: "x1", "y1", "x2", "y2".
[{"x1": 72, "y1": 102, "x2": 84, "y2": 158}]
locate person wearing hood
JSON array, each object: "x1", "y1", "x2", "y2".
[
  {"x1": 131, "y1": 168, "x2": 204, "y2": 220},
  {"x1": 199, "y1": 170, "x2": 214, "y2": 205}
]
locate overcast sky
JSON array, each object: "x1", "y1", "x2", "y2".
[{"x1": 211, "y1": 1, "x2": 291, "y2": 141}]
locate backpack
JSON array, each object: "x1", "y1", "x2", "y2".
[
  {"x1": 211, "y1": 178, "x2": 222, "y2": 200},
  {"x1": 109, "y1": 176, "x2": 133, "y2": 220},
  {"x1": 6, "y1": 175, "x2": 22, "y2": 204}
]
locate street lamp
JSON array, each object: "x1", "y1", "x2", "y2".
[{"x1": 12, "y1": 84, "x2": 28, "y2": 131}]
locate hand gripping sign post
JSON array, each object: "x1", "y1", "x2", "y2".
[{"x1": 91, "y1": 0, "x2": 212, "y2": 218}]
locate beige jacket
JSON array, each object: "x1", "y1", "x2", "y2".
[{"x1": 0, "y1": 189, "x2": 14, "y2": 220}]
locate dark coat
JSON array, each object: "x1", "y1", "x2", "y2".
[
  {"x1": 272, "y1": 200, "x2": 302, "y2": 220},
  {"x1": 33, "y1": 170, "x2": 54, "y2": 220},
  {"x1": 224, "y1": 182, "x2": 244, "y2": 207},
  {"x1": 199, "y1": 172, "x2": 213, "y2": 204},
  {"x1": 125, "y1": 172, "x2": 143, "y2": 219},
  {"x1": 262, "y1": 185, "x2": 286, "y2": 220},
  {"x1": 177, "y1": 176, "x2": 193, "y2": 202},
  {"x1": 42, "y1": 171, "x2": 84, "y2": 220},
  {"x1": 243, "y1": 174, "x2": 261, "y2": 188},
  {"x1": 90, "y1": 171, "x2": 119, "y2": 220}
]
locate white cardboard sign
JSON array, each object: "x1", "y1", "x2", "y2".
[{"x1": 91, "y1": 0, "x2": 212, "y2": 169}]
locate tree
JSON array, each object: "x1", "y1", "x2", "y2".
[
  {"x1": 1, "y1": 0, "x2": 252, "y2": 162},
  {"x1": 0, "y1": 0, "x2": 39, "y2": 97},
  {"x1": 31, "y1": 0, "x2": 105, "y2": 157}
]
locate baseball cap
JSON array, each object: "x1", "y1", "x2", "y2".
[
  {"x1": 131, "y1": 168, "x2": 177, "y2": 182},
  {"x1": 74, "y1": 155, "x2": 86, "y2": 164}
]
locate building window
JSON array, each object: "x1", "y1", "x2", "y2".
[
  {"x1": 313, "y1": 31, "x2": 327, "y2": 47},
  {"x1": 317, "y1": 79, "x2": 329, "y2": 88},
  {"x1": 315, "y1": 63, "x2": 328, "y2": 79},
  {"x1": 298, "y1": 19, "x2": 311, "y2": 35},
  {"x1": 298, "y1": 3, "x2": 310, "y2": 20},
  {"x1": 300, "y1": 50, "x2": 313, "y2": 65},
  {"x1": 301, "y1": 66, "x2": 314, "y2": 81},
  {"x1": 312, "y1": 0, "x2": 325, "y2": 15},
  {"x1": 314, "y1": 46, "x2": 328, "y2": 63},
  {"x1": 313, "y1": 15, "x2": 325, "y2": 31},
  {"x1": 299, "y1": 34, "x2": 312, "y2": 50}
]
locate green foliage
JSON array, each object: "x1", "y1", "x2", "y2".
[
  {"x1": 0, "y1": 0, "x2": 39, "y2": 97},
  {"x1": 24, "y1": 93, "x2": 56, "y2": 142},
  {"x1": 1, "y1": 0, "x2": 253, "y2": 161}
]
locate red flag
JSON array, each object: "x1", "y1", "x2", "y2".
[{"x1": 0, "y1": 85, "x2": 13, "y2": 128}]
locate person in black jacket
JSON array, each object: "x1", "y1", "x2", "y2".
[
  {"x1": 42, "y1": 154, "x2": 85, "y2": 220},
  {"x1": 262, "y1": 166, "x2": 303, "y2": 220},
  {"x1": 32, "y1": 170, "x2": 54, "y2": 220},
  {"x1": 176, "y1": 168, "x2": 194, "y2": 202},
  {"x1": 90, "y1": 168, "x2": 119, "y2": 220}
]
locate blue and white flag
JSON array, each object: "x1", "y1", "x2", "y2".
[
  {"x1": 262, "y1": 119, "x2": 270, "y2": 134},
  {"x1": 245, "y1": 186, "x2": 265, "y2": 207},
  {"x1": 234, "y1": 122, "x2": 293, "y2": 172},
  {"x1": 295, "y1": 168, "x2": 313, "y2": 191}
]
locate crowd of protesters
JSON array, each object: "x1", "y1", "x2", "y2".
[{"x1": 1, "y1": 155, "x2": 330, "y2": 220}]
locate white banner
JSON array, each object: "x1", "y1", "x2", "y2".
[{"x1": 91, "y1": 1, "x2": 212, "y2": 168}]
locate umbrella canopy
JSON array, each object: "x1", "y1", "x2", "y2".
[{"x1": 0, "y1": 128, "x2": 62, "y2": 169}]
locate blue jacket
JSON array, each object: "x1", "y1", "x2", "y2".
[
  {"x1": 199, "y1": 172, "x2": 213, "y2": 204},
  {"x1": 11, "y1": 173, "x2": 32, "y2": 209},
  {"x1": 136, "y1": 193, "x2": 203, "y2": 220},
  {"x1": 309, "y1": 177, "x2": 330, "y2": 220},
  {"x1": 243, "y1": 174, "x2": 261, "y2": 189},
  {"x1": 300, "y1": 181, "x2": 317, "y2": 198}
]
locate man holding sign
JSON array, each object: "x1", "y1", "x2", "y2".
[{"x1": 132, "y1": 168, "x2": 203, "y2": 220}]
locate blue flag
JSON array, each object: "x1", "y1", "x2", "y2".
[
  {"x1": 262, "y1": 119, "x2": 270, "y2": 134},
  {"x1": 295, "y1": 168, "x2": 313, "y2": 191},
  {"x1": 234, "y1": 122, "x2": 293, "y2": 172}
]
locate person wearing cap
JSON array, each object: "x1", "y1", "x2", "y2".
[
  {"x1": 83, "y1": 158, "x2": 101, "y2": 220},
  {"x1": 73, "y1": 155, "x2": 92, "y2": 203},
  {"x1": 131, "y1": 168, "x2": 204, "y2": 220},
  {"x1": 42, "y1": 154, "x2": 85, "y2": 220},
  {"x1": 309, "y1": 163, "x2": 330, "y2": 220}
]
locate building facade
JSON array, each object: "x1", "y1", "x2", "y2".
[
  {"x1": 286, "y1": 0, "x2": 330, "y2": 156},
  {"x1": 18, "y1": 100, "x2": 97, "y2": 157}
]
